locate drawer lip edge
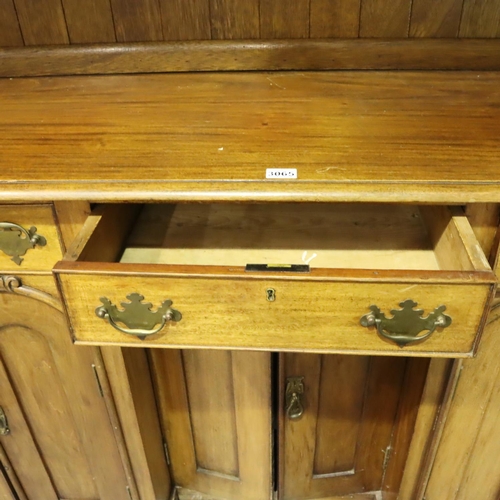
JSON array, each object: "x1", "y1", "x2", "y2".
[
  {"x1": 72, "y1": 339, "x2": 476, "y2": 358},
  {"x1": 52, "y1": 261, "x2": 497, "y2": 285}
]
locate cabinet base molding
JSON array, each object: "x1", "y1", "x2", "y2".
[{"x1": 176, "y1": 487, "x2": 380, "y2": 500}]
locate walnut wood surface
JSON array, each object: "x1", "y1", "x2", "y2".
[
  {"x1": 1, "y1": 0, "x2": 499, "y2": 47},
  {"x1": 61, "y1": 0, "x2": 116, "y2": 44},
  {"x1": 0, "y1": 289, "x2": 130, "y2": 499},
  {"x1": 101, "y1": 346, "x2": 171, "y2": 500},
  {"x1": 0, "y1": 465, "x2": 17, "y2": 500},
  {"x1": 0, "y1": 0, "x2": 23, "y2": 47},
  {"x1": 281, "y1": 354, "x2": 406, "y2": 498},
  {"x1": 409, "y1": 0, "x2": 463, "y2": 37},
  {"x1": 425, "y1": 297, "x2": 500, "y2": 499},
  {"x1": 54, "y1": 201, "x2": 495, "y2": 355},
  {"x1": 57, "y1": 272, "x2": 493, "y2": 356},
  {"x1": 2, "y1": 40, "x2": 500, "y2": 78},
  {"x1": 150, "y1": 349, "x2": 272, "y2": 500},
  {"x1": 14, "y1": 0, "x2": 69, "y2": 46},
  {"x1": 121, "y1": 203, "x2": 442, "y2": 271},
  {"x1": 359, "y1": 0, "x2": 412, "y2": 37},
  {"x1": 1, "y1": 71, "x2": 500, "y2": 203},
  {"x1": 310, "y1": 0, "x2": 361, "y2": 37}
]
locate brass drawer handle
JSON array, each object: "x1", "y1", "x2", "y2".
[
  {"x1": 0, "y1": 406, "x2": 10, "y2": 436},
  {"x1": 95, "y1": 293, "x2": 182, "y2": 340},
  {"x1": 0, "y1": 222, "x2": 47, "y2": 265},
  {"x1": 360, "y1": 299, "x2": 452, "y2": 348},
  {"x1": 285, "y1": 377, "x2": 304, "y2": 420}
]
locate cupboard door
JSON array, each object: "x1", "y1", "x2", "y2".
[
  {"x1": 0, "y1": 359, "x2": 57, "y2": 499},
  {"x1": 0, "y1": 477, "x2": 15, "y2": 500},
  {"x1": 150, "y1": 350, "x2": 272, "y2": 500},
  {"x1": 0, "y1": 288, "x2": 130, "y2": 500},
  {"x1": 281, "y1": 353, "x2": 407, "y2": 499},
  {"x1": 0, "y1": 477, "x2": 14, "y2": 500},
  {"x1": 0, "y1": 458, "x2": 17, "y2": 500}
]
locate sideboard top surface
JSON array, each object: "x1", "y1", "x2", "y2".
[{"x1": 1, "y1": 71, "x2": 499, "y2": 203}]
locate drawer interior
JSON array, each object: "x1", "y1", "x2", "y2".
[{"x1": 68, "y1": 203, "x2": 491, "y2": 273}]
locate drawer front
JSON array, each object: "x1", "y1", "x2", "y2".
[
  {"x1": 0, "y1": 205, "x2": 63, "y2": 272},
  {"x1": 57, "y1": 273, "x2": 493, "y2": 357}
]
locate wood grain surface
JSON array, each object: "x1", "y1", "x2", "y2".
[
  {"x1": 0, "y1": 0, "x2": 23, "y2": 47},
  {"x1": 425, "y1": 297, "x2": 500, "y2": 499},
  {"x1": 310, "y1": 0, "x2": 361, "y2": 37},
  {"x1": 359, "y1": 0, "x2": 412, "y2": 36},
  {"x1": 0, "y1": 468, "x2": 17, "y2": 500},
  {"x1": 160, "y1": 0, "x2": 211, "y2": 40},
  {"x1": 150, "y1": 349, "x2": 272, "y2": 500},
  {"x1": 409, "y1": 0, "x2": 463, "y2": 37},
  {"x1": 1, "y1": 71, "x2": 500, "y2": 203},
  {"x1": 281, "y1": 354, "x2": 406, "y2": 497},
  {"x1": 62, "y1": 0, "x2": 116, "y2": 43},
  {"x1": 1, "y1": 0, "x2": 498, "y2": 47},
  {"x1": 0, "y1": 291, "x2": 131, "y2": 499},
  {"x1": 460, "y1": 0, "x2": 500, "y2": 38},
  {"x1": 2, "y1": 40, "x2": 500, "y2": 78},
  {"x1": 260, "y1": 0, "x2": 310, "y2": 38},
  {"x1": 121, "y1": 203, "x2": 442, "y2": 272},
  {"x1": 210, "y1": 0, "x2": 260, "y2": 39},
  {"x1": 14, "y1": 0, "x2": 69, "y2": 45},
  {"x1": 110, "y1": 0, "x2": 163, "y2": 42},
  {"x1": 101, "y1": 347, "x2": 171, "y2": 500},
  {"x1": 57, "y1": 271, "x2": 493, "y2": 356}
]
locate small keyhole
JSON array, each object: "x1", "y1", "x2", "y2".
[{"x1": 266, "y1": 288, "x2": 276, "y2": 302}]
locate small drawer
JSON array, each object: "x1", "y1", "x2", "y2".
[
  {"x1": 54, "y1": 203, "x2": 496, "y2": 357},
  {"x1": 0, "y1": 204, "x2": 63, "y2": 272}
]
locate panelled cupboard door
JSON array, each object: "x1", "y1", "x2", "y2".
[
  {"x1": 281, "y1": 353, "x2": 406, "y2": 499},
  {"x1": 0, "y1": 466, "x2": 17, "y2": 500},
  {"x1": 150, "y1": 349, "x2": 272, "y2": 500},
  {"x1": 0, "y1": 358, "x2": 57, "y2": 498},
  {"x1": 0, "y1": 290, "x2": 130, "y2": 500}
]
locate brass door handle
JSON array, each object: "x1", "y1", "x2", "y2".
[
  {"x1": 360, "y1": 299, "x2": 452, "y2": 348},
  {"x1": 0, "y1": 222, "x2": 47, "y2": 265},
  {"x1": 285, "y1": 377, "x2": 304, "y2": 420},
  {"x1": 0, "y1": 407, "x2": 10, "y2": 436},
  {"x1": 95, "y1": 293, "x2": 182, "y2": 341}
]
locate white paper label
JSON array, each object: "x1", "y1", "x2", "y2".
[{"x1": 266, "y1": 168, "x2": 297, "y2": 179}]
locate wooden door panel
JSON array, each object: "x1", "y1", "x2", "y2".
[
  {"x1": 0, "y1": 292, "x2": 129, "y2": 500},
  {"x1": 183, "y1": 350, "x2": 239, "y2": 478},
  {"x1": 314, "y1": 355, "x2": 369, "y2": 475},
  {"x1": 1, "y1": 329, "x2": 96, "y2": 498},
  {"x1": 150, "y1": 349, "x2": 272, "y2": 500},
  {"x1": 281, "y1": 353, "x2": 406, "y2": 499},
  {"x1": 0, "y1": 464, "x2": 16, "y2": 500},
  {"x1": 0, "y1": 357, "x2": 57, "y2": 499},
  {"x1": 0, "y1": 474, "x2": 14, "y2": 500}
]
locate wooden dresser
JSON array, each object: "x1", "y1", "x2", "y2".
[{"x1": 1, "y1": 59, "x2": 500, "y2": 500}]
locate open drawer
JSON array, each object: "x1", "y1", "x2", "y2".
[{"x1": 54, "y1": 203, "x2": 496, "y2": 357}]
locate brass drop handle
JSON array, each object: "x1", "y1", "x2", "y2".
[
  {"x1": 0, "y1": 222, "x2": 47, "y2": 266},
  {"x1": 285, "y1": 377, "x2": 304, "y2": 420},
  {"x1": 0, "y1": 407, "x2": 10, "y2": 436},
  {"x1": 95, "y1": 293, "x2": 182, "y2": 341},
  {"x1": 360, "y1": 299, "x2": 452, "y2": 348}
]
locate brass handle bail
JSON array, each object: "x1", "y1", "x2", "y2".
[
  {"x1": 0, "y1": 407, "x2": 10, "y2": 436},
  {"x1": 0, "y1": 222, "x2": 47, "y2": 265},
  {"x1": 360, "y1": 299, "x2": 452, "y2": 348},
  {"x1": 285, "y1": 377, "x2": 305, "y2": 420},
  {"x1": 95, "y1": 293, "x2": 182, "y2": 340}
]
